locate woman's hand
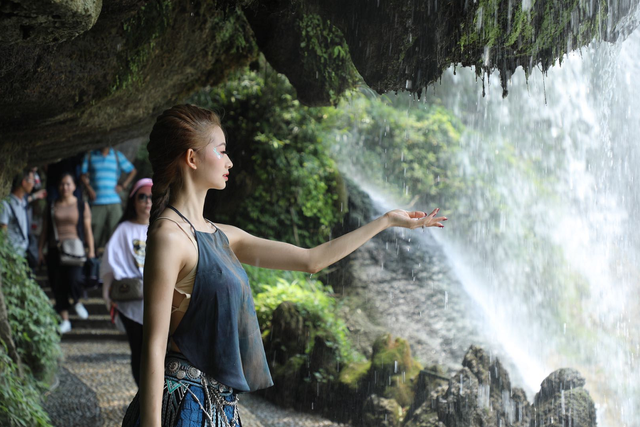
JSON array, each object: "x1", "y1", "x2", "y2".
[{"x1": 384, "y1": 208, "x2": 447, "y2": 230}]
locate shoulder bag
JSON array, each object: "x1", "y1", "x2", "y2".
[
  {"x1": 109, "y1": 277, "x2": 143, "y2": 301},
  {"x1": 51, "y1": 203, "x2": 86, "y2": 266}
]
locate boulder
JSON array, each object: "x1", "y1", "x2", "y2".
[
  {"x1": 532, "y1": 369, "x2": 596, "y2": 427},
  {"x1": 368, "y1": 334, "x2": 423, "y2": 408},
  {"x1": 419, "y1": 345, "x2": 531, "y2": 427},
  {"x1": 362, "y1": 394, "x2": 402, "y2": 427}
]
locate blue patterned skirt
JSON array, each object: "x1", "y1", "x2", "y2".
[{"x1": 122, "y1": 352, "x2": 241, "y2": 427}]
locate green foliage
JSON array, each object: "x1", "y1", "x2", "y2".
[
  {"x1": 245, "y1": 265, "x2": 355, "y2": 362},
  {"x1": 456, "y1": 0, "x2": 607, "y2": 70},
  {"x1": 0, "y1": 347, "x2": 53, "y2": 427},
  {"x1": 0, "y1": 231, "x2": 59, "y2": 427},
  {"x1": 299, "y1": 14, "x2": 359, "y2": 104},
  {"x1": 327, "y1": 92, "x2": 465, "y2": 209},
  {"x1": 192, "y1": 60, "x2": 343, "y2": 247},
  {"x1": 0, "y1": 231, "x2": 61, "y2": 383}
]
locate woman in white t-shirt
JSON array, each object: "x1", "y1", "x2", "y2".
[{"x1": 101, "y1": 178, "x2": 152, "y2": 386}]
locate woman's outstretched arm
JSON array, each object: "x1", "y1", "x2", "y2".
[{"x1": 222, "y1": 208, "x2": 447, "y2": 273}]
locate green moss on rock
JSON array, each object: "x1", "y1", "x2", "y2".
[
  {"x1": 370, "y1": 334, "x2": 423, "y2": 408},
  {"x1": 338, "y1": 360, "x2": 371, "y2": 390},
  {"x1": 298, "y1": 14, "x2": 359, "y2": 105}
]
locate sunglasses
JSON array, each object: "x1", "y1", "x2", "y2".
[{"x1": 136, "y1": 193, "x2": 152, "y2": 202}]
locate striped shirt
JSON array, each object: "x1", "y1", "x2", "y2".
[{"x1": 81, "y1": 149, "x2": 134, "y2": 205}]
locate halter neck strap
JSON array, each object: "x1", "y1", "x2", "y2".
[
  {"x1": 167, "y1": 205, "x2": 196, "y2": 235},
  {"x1": 167, "y1": 205, "x2": 218, "y2": 234}
]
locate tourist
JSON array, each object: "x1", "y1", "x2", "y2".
[
  {"x1": 38, "y1": 173, "x2": 95, "y2": 334},
  {"x1": 121, "y1": 104, "x2": 447, "y2": 427},
  {"x1": 101, "y1": 178, "x2": 153, "y2": 387},
  {"x1": 81, "y1": 146, "x2": 137, "y2": 255},
  {"x1": 1, "y1": 169, "x2": 35, "y2": 257}
]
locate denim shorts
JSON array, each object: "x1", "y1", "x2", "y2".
[{"x1": 122, "y1": 352, "x2": 241, "y2": 427}]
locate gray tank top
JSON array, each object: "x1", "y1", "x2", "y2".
[{"x1": 168, "y1": 206, "x2": 273, "y2": 392}]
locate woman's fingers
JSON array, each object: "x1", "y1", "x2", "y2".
[{"x1": 419, "y1": 214, "x2": 447, "y2": 228}]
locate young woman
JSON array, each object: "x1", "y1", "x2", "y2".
[
  {"x1": 123, "y1": 105, "x2": 447, "y2": 427},
  {"x1": 38, "y1": 173, "x2": 95, "y2": 334},
  {"x1": 101, "y1": 178, "x2": 153, "y2": 386}
]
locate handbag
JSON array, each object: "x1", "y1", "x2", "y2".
[
  {"x1": 59, "y1": 238, "x2": 87, "y2": 266},
  {"x1": 109, "y1": 277, "x2": 143, "y2": 301},
  {"x1": 51, "y1": 204, "x2": 86, "y2": 266}
]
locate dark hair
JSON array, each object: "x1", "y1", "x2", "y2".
[
  {"x1": 119, "y1": 190, "x2": 142, "y2": 225},
  {"x1": 57, "y1": 172, "x2": 75, "y2": 186},
  {"x1": 11, "y1": 168, "x2": 33, "y2": 192},
  {"x1": 147, "y1": 104, "x2": 222, "y2": 224}
]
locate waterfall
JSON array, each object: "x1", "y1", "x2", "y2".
[
  {"x1": 334, "y1": 18, "x2": 640, "y2": 427},
  {"x1": 432, "y1": 26, "x2": 640, "y2": 427}
]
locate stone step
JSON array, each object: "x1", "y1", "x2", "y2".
[
  {"x1": 41, "y1": 284, "x2": 104, "y2": 299},
  {"x1": 68, "y1": 314, "x2": 114, "y2": 330},
  {"x1": 47, "y1": 298, "x2": 111, "y2": 316},
  {"x1": 61, "y1": 328, "x2": 127, "y2": 342}
]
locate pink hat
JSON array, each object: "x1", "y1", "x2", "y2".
[{"x1": 129, "y1": 178, "x2": 153, "y2": 198}]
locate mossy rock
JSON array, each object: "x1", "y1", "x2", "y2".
[
  {"x1": 362, "y1": 394, "x2": 403, "y2": 427},
  {"x1": 339, "y1": 360, "x2": 371, "y2": 391},
  {"x1": 406, "y1": 365, "x2": 449, "y2": 422},
  {"x1": 369, "y1": 334, "x2": 423, "y2": 408},
  {"x1": 404, "y1": 399, "x2": 444, "y2": 427}
]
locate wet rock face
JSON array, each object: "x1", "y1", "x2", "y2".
[
  {"x1": 1, "y1": 0, "x2": 638, "y2": 176},
  {"x1": 404, "y1": 346, "x2": 536, "y2": 427},
  {"x1": 0, "y1": 0, "x2": 102, "y2": 45},
  {"x1": 532, "y1": 369, "x2": 596, "y2": 427},
  {"x1": 362, "y1": 394, "x2": 402, "y2": 427},
  {"x1": 404, "y1": 347, "x2": 597, "y2": 427},
  {"x1": 0, "y1": 0, "x2": 257, "y2": 167}
]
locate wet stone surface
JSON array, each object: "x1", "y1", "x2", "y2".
[
  {"x1": 44, "y1": 341, "x2": 349, "y2": 426},
  {"x1": 343, "y1": 229, "x2": 488, "y2": 369}
]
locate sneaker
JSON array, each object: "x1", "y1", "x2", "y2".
[
  {"x1": 59, "y1": 320, "x2": 72, "y2": 334},
  {"x1": 74, "y1": 302, "x2": 89, "y2": 319}
]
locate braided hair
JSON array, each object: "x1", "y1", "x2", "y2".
[{"x1": 147, "y1": 104, "x2": 222, "y2": 225}]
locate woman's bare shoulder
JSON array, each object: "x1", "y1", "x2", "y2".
[
  {"x1": 215, "y1": 223, "x2": 245, "y2": 239},
  {"x1": 148, "y1": 218, "x2": 193, "y2": 249}
]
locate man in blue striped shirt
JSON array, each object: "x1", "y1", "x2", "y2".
[{"x1": 81, "y1": 147, "x2": 137, "y2": 253}]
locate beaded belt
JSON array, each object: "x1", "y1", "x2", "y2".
[
  {"x1": 165, "y1": 353, "x2": 233, "y2": 392},
  {"x1": 164, "y1": 353, "x2": 239, "y2": 427},
  {"x1": 164, "y1": 352, "x2": 233, "y2": 394}
]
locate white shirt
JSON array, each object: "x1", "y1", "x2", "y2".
[{"x1": 101, "y1": 220, "x2": 147, "y2": 324}]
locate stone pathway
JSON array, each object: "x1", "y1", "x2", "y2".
[{"x1": 44, "y1": 341, "x2": 349, "y2": 427}]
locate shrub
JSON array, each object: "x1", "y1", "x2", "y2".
[
  {"x1": 0, "y1": 345, "x2": 53, "y2": 427},
  {"x1": 0, "y1": 231, "x2": 61, "y2": 383},
  {"x1": 245, "y1": 265, "x2": 355, "y2": 363}
]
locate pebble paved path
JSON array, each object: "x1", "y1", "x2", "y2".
[{"x1": 44, "y1": 341, "x2": 349, "y2": 427}]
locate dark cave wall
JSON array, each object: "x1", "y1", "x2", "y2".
[{"x1": 0, "y1": 0, "x2": 638, "y2": 193}]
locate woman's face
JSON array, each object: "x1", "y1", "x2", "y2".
[
  {"x1": 198, "y1": 126, "x2": 233, "y2": 190},
  {"x1": 58, "y1": 175, "x2": 75, "y2": 197},
  {"x1": 134, "y1": 186, "x2": 152, "y2": 222}
]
